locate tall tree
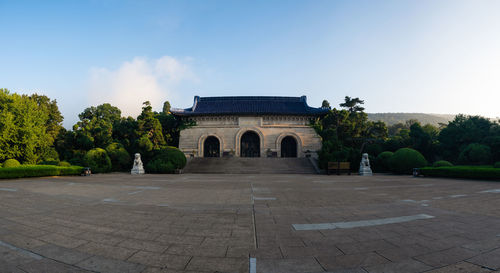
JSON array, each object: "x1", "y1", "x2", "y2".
[
  {"x1": 162, "y1": 101, "x2": 171, "y2": 114},
  {"x1": 137, "y1": 101, "x2": 165, "y2": 149},
  {"x1": 321, "y1": 100, "x2": 331, "y2": 109},
  {"x1": 0, "y1": 89, "x2": 50, "y2": 163},
  {"x1": 30, "y1": 94, "x2": 64, "y2": 144},
  {"x1": 439, "y1": 114, "x2": 495, "y2": 162},
  {"x1": 74, "y1": 103, "x2": 122, "y2": 148},
  {"x1": 340, "y1": 96, "x2": 365, "y2": 113}
]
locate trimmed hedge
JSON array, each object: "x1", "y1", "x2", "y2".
[
  {"x1": 388, "y1": 148, "x2": 428, "y2": 174},
  {"x1": 0, "y1": 165, "x2": 84, "y2": 179},
  {"x1": 420, "y1": 166, "x2": 500, "y2": 180},
  {"x1": 432, "y1": 160, "x2": 453, "y2": 167},
  {"x1": 3, "y1": 159, "x2": 21, "y2": 168}
]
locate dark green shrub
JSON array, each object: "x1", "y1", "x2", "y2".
[
  {"x1": 68, "y1": 158, "x2": 83, "y2": 166},
  {"x1": 146, "y1": 159, "x2": 175, "y2": 174},
  {"x1": 433, "y1": 160, "x2": 453, "y2": 167},
  {"x1": 458, "y1": 143, "x2": 492, "y2": 165},
  {"x1": 39, "y1": 147, "x2": 60, "y2": 162},
  {"x1": 106, "y1": 142, "x2": 131, "y2": 171},
  {"x1": 494, "y1": 162, "x2": 500, "y2": 168},
  {"x1": 83, "y1": 148, "x2": 112, "y2": 173},
  {"x1": 3, "y1": 159, "x2": 21, "y2": 168},
  {"x1": 154, "y1": 146, "x2": 187, "y2": 169},
  {"x1": 388, "y1": 148, "x2": 427, "y2": 174},
  {"x1": 420, "y1": 166, "x2": 500, "y2": 180},
  {"x1": 39, "y1": 160, "x2": 59, "y2": 166},
  {"x1": 0, "y1": 165, "x2": 83, "y2": 179},
  {"x1": 58, "y1": 161, "x2": 71, "y2": 167},
  {"x1": 145, "y1": 147, "x2": 186, "y2": 173},
  {"x1": 374, "y1": 151, "x2": 393, "y2": 172}
]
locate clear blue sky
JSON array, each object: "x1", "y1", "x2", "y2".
[{"x1": 1, "y1": 0, "x2": 499, "y2": 127}]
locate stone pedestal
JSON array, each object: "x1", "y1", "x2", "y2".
[
  {"x1": 359, "y1": 153, "x2": 373, "y2": 176},
  {"x1": 131, "y1": 153, "x2": 145, "y2": 175}
]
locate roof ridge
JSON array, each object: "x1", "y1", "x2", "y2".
[
  {"x1": 171, "y1": 95, "x2": 328, "y2": 116},
  {"x1": 199, "y1": 96, "x2": 303, "y2": 101}
]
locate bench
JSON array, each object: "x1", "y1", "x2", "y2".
[{"x1": 327, "y1": 162, "x2": 351, "y2": 175}]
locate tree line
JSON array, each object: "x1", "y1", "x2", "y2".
[
  {"x1": 1, "y1": 89, "x2": 498, "y2": 170},
  {"x1": 314, "y1": 97, "x2": 500, "y2": 169},
  {"x1": 0, "y1": 89, "x2": 192, "y2": 170}
]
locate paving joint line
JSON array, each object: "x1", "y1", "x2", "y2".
[
  {"x1": 0, "y1": 240, "x2": 99, "y2": 273},
  {"x1": 250, "y1": 182, "x2": 258, "y2": 249}
]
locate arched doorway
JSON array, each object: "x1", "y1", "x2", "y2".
[
  {"x1": 240, "y1": 131, "x2": 260, "y2": 157},
  {"x1": 204, "y1": 136, "x2": 220, "y2": 157},
  {"x1": 281, "y1": 136, "x2": 297, "y2": 157}
]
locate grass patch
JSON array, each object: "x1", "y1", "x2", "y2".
[
  {"x1": 420, "y1": 166, "x2": 500, "y2": 181},
  {"x1": 0, "y1": 165, "x2": 83, "y2": 179}
]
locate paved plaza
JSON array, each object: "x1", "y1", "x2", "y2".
[{"x1": 0, "y1": 173, "x2": 499, "y2": 273}]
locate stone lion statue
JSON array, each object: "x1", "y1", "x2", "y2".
[
  {"x1": 359, "y1": 153, "x2": 372, "y2": 176},
  {"x1": 131, "y1": 153, "x2": 145, "y2": 174}
]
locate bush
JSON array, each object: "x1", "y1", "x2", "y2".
[
  {"x1": 388, "y1": 148, "x2": 427, "y2": 174},
  {"x1": 83, "y1": 148, "x2": 112, "y2": 173},
  {"x1": 458, "y1": 143, "x2": 492, "y2": 165},
  {"x1": 146, "y1": 159, "x2": 175, "y2": 174},
  {"x1": 58, "y1": 161, "x2": 71, "y2": 167},
  {"x1": 494, "y1": 162, "x2": 500, "y2": 168},
  {"x1": 39, "y1": 147, "x2": 60, "y2": 162},
  {"x1": 145, "y1": 147, "x2": 186, "y2": 173},
  {"x1": 374, "y1": 151, "x2": 393, "y2": 172},
  {"x1": 420, "y1": 166, "x2": 500, "y2": 180},
  {"x1": 0, "y1": 165, "x2": 83, "y2": 179},
  {"x1": 39, "y1": 160, "x2": 59, "y2": 166},
  {"x1": 3, "y1": 159, "x2": 21, "y2": 168},
  {"x1": 106, "y1": 142, "x2": 132, "y2": 171},
  {"x1": 433, "y1": 160, "x2": 453, "y2": 167}
]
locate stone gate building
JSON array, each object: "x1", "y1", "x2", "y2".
[{"x1": 171, "y1": 96, "x2": 328, "y2": 158}]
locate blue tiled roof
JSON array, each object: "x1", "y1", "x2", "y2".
[{"x1": 171, "y1": 96, "x2": 329, "y2": 116}]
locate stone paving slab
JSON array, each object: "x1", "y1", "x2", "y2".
[{"x1": 1, "y1": 173, "x2": 500, "y2": 272}]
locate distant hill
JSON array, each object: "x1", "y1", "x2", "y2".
[{"x1": 367, "y1": 113, "x2": 456, "y2": 126}]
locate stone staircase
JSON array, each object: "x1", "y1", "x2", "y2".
[{"x1": 183, "y1": 157, "x2": 318, "y2": 174}]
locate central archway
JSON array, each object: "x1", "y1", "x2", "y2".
[
  {"x1": 281, "y1": 136, "x2": 297, "y2": 157},
  {"x1": 204, "y1": 136, "x2": 220, "y2": 157},
  {"x1": 240, "y1": 131, "x2": 260, "y2": 157}
]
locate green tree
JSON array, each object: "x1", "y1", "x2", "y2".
[
  {"x1": 137, "y1": 101, "x2": 165, "y2": 149},
  {"x1": 74, "y1": 103, "x2": 122, "y2": 148},
  {"x1": 313, "y1": 97, "x2": 382, "y2": 169},
  {"x1": 29, "y1": 94, "x2": 64, "y2": 144},
  {"x1": 112, "y1": 116, "x2": 139, "y2": 153},
  {"x1": 439, "y1": 115, "x2": 494, "y2": 162},
  {"x1": 321, "y1": 100, "x2": 331, "y2": 109},
  {"x1": 162, "y1": 101, "x2": 171, "y2": 114},
  {"x1": 340, "y1": 96, "x2": 365, "y2": 113},
  {"x1": 0, "y1": 89, "x2": 51, "y2": 163},
  {"x1": 409, "y1": 122, "x2": 433, "y2": 161}
]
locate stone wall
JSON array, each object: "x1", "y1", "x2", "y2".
[{"x1": 178, "y1": 115, "x2": 322, "y2": 158}]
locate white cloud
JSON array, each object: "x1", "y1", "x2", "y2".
[{"x1": 88, "y1": 56, "x2": 196, "y2": 118}]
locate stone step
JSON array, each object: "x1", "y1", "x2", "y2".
[{"x1": 183, "y1": 157, "x2": 317, "y2": 174}]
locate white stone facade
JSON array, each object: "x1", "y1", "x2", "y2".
[{"x1": 178, "y1": 115, "x2": 322, "y2": 158}]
